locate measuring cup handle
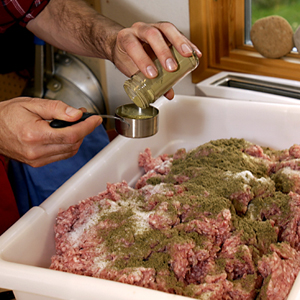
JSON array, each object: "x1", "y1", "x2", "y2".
[{"x1": 50, "y1": 112, "x2": 96, "y2": 128}]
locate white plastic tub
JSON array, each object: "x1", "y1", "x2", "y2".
[
  {"x1": 1, "y1": 95, "x2": 300, "y2": 300},
  {"x1": 196, "y1": 71, "x2": 300, "y2": 105}
]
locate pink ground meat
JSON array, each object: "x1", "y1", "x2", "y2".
[{"x1": 50, "y1": 138, "x2": 300, "y2": 300}]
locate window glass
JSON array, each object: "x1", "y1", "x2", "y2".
[{"x1": 245, "y1": 0, "x2": 300, "y2": 51}]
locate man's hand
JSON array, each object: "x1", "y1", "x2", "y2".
[
  {"x1": 113, "y1": 22, "x2": 202, "y2": 99},
  {"x1": 27, "y1": 1, "x2": 201, "y2": 100},
  {"x1": 0, "y1": 98, "x2": 102, "y2": 167}
]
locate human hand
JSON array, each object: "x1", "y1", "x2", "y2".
[
  {"x1": 27, "y1": 1, "x2": 200, "y2": 100},
  {"x1": 0, "y1": 98, "x2": 102, "y2": 167},
  {"x1": 113, "y1": 22, "x2": 202, "y2": 99}
]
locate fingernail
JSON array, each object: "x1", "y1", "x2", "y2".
[
  {"x1": 96, "y1": 117, "x2": 103, "y2": 127},
  {"x1": 166, "y1": 58, "x2": 177, "y2": 71},
  {"x1": 146, "y1": 65, "x2": 158, "y2": 78},
  {"x1": 66, "y1": 106, "x2": 80, "y2": 117},
  {"x1": 195, "y1": 48, "x2": 202, "y2": 56},
  {"x1": 181, "y1": 43, "x2": 193, "y2": 55}
]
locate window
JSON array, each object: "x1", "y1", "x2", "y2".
[
  {"x1": 189, "y1": 0, "x2": 300, "y2": 83},
  {"x1": 251, "y1": 0, "x2": 300, "y2": 32},
  {"x1": 246, "y1": 0, "x2": 300, "y2": 50}
]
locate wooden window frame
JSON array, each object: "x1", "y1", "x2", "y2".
[{"x1": 189, "y1": 0, "x2": 300, "y2": 83}]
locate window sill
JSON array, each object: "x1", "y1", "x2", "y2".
[
  {"x1": 189, "y1": 0, "x2": 300, "y2": 83},
  {"x1": 220, "y1": 49, "x2": 300, "y2": 81}
]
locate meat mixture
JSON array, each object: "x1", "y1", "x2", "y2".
[{"x1": 50, "y1": 138, "x2": 300, "y2": 300}]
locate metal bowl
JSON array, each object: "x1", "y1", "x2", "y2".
[{"x1": 115, "y1": 104, "x2": 159, "y2": 138}]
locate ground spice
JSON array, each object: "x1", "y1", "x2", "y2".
[
  {"x1": 233, "y1": 274, "x2": 257, "y2": 293},
  {"x1": 91, "y1": 138, "x2": 296, "y2": 297},
  {"x1": 271, "y1": 170, "x2": 294, "y2": 193},
  {"x1": 246, "y1": 192, "x2": 291, "y2": 223}
]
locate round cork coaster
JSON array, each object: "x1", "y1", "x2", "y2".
[{"x1": 250, "y1": 16, "x2": 294, "y2": 59}]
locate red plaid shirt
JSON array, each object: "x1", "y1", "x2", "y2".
[{"x1": 0, "y1": 0, "x2": 50, "y2": 33}]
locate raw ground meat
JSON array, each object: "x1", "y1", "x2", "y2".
[{"x1": 50, "y1": 138, "x2": 300, "y2": 300}]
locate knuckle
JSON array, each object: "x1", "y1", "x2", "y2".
[
  {"x1": 159, "y1": 47, "x2": 172, "y2": 58},
  {"x1": 66, "y1": 143, "x2": 81, "y2": 158},
  {"x1": 158, "y1": 21, "x2": 174, "y2": 30},
  {"x1": 117, "y1": 28, "x2": 128, "y2": 41},
  {"x1": 157, "y1": 21, "x2": 177, "y2": 34},
  {"x1": 50, "y1": 130, "x2": 79, "y2": 145},
  {"x1": 23, "y1": 148, "x2": 39, "y2": 162},
  {"x1": 20, "y1": 128, "x2": 36, "y2": 144},
  {"x1": 29, "y1": 161, "x2": 41, "y2": 168},
  {"x1": 35, "y1": 99, "x2": 64, "y2": 112},
  {"x1": 117, "y1": 29, "x2": 135, "y2": 50},
  {"x1": 66, "y1": 132, "x2": 80, "y2": 144},
  {"x1": 18, "y1": 130, "x2": 40, "y2": 162},
  {"x1": 71, "y1": 148, "x2": 79, "y2": 157},
  {"x1": 144, "y1": 26, "x2": 161, "y2": 40},
  {"x1": 131, "y1": 21, "x2": 145, "y2": 30},
  {"x1": 47, "y1": 100, "x2": 65, "y2": 111},
  {"x1": 61, "y1": 149, "x2": 79, "y2": 161}
]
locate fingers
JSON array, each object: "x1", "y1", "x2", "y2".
[
  {"x1": 154, "y1": 22, "x2": 202, "y2": 57},
  {"x1": 21, "y1": 98, "x2": 102, "y2": 150},
  {"x1": 20, "y1": 138, "x2": 84, "y2": 167},
  {"x1": 23, "y1": 98, "x2": 84, "y2": 122},
  {"x1": 46, "y1": 115, "x2": 102, "y2": 145},
  {"x1": 13, "y1": 115, "x2": 101, "y2": 167},
  {"x1": 164, "y1": 89, "x2": 175, "y2": 100},
  {"x1": 31, "y1": 113, "x2": 103, "y2": 167},
  {"x1": 21, "y1": 98, "x2": 103, "y2": 145},
  {"x1": 0, "y1": 97, "x2": 103, "y2": 167},
  {"x1": 115, "y1": 21, "x2": 201, "y2": 78},
  {"x1": 131, "y1": 22, "x2": 184, "y2": 72},
  {"x1": 116, "y1": 26, "x2": 156, "y2": 77},
  {"x1": 117, "y1": 22, "x2": 174, "y2": 77}
]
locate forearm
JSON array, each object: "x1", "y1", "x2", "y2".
[
  {"x1": 26, "y1": 0, "x2": 124, "y2": 61},
  {"x1": 27, "y1": 0, "x2": 202, "y2": 82}
]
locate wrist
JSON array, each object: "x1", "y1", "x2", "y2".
[{"x1": 93, "y1": 16, "x2": 124, "y2": 62}]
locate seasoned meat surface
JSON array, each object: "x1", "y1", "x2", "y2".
[{"x1": 51, "y1": 138, "x2": 300, "y2": 300}]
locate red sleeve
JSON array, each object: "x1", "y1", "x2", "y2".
[
  {"x1": 0, "y1": 155, "x2": 20, "y2": 234},
  {"x1": 0, "y1": 0, "x2": 50, "y2": 33}
]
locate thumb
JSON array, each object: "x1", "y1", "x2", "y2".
[
  {"x1": 28, "y1": 99, "x2": 83, "y2": 121},
  {"x1": 64, "y1": 106, "x2": 84, "y2": 120}
]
